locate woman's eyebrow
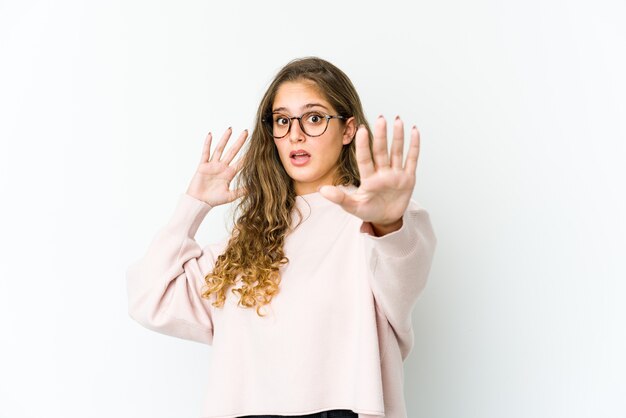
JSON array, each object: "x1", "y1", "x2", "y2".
[{"x1": 272, "y1": 103, "x2": 329, "y2": 113}]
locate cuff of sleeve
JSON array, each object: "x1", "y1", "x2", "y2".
[
  {"x1": 166, "y1": 193, "x2": 213, "y2": 238},
  {"x1": 360, "y1": 209, "x2": 419, "y2": 258}
]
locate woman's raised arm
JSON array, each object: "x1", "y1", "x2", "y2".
[{"x1": 126, "y1": 128, "x2": 248, "y2": 344}]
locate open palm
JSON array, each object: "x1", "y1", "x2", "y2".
[
  {"x1": 320, "y1": 115, "x2": 420, "y2": 228},
  {"x1": 186, "y1": 127, "x2": 249, "y2": 207}
]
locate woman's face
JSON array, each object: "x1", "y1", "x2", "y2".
[{"x1": 271, "y1": 80, "x2": 356, "y2": 195}]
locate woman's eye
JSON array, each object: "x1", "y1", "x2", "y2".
[
  {"x1": 307, "y1": 113, "x2": 323, "y2": 123},
  {"x1": 275, "y1": 116, "x2": 288, "y2": 125}
]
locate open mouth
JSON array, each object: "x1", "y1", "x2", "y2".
[
  {"x1": 290, "y1": 150, "x2": 311, "y2": 159},
  {"x1": 289, "y1": 150, "x2": 311, "y2": 165}
]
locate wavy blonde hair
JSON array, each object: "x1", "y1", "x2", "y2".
[{"x1": 200, "y1": 56, "x2": 373, "y2": 317}]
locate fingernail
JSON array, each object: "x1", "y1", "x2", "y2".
[
  {"x1": 228, "y1": 126, "x2": 232, "y2": 130},
  {"x1": 378, "y1": 114, "x2": 383, "y2": 119},
  {"x1": 395, "y1": 115, "x2": 400, "y2": 120},
  {"x1": 412, "y1": 125, "x2": 417, "y2": 130}
]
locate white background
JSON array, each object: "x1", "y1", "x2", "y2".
[{"x1": 1, "y1": 1, "x2": 624, "y2": 417}]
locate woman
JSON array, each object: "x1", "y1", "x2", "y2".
[{"x1": 126, "y1": 56, "x2": 437, "y2": 418}]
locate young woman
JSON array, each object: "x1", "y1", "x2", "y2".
[{"x1": 126, "y1": 56, "x2": 437, "y2": 418}]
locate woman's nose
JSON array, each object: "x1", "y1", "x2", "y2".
[{"x1": 288, "y1": 119, "x2": 305, "y2": 143}]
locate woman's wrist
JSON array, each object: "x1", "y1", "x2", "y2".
[{"x1": 370, "y1": 218, "x2": 403, "y2": 237}]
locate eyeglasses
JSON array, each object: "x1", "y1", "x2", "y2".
[{"x1": 262, "y1": 111, "x2": 346, "y2": 139}]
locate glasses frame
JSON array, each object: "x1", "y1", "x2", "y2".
[{"x1": 262, "y1": 111, "x2": 346, "y2": 139}]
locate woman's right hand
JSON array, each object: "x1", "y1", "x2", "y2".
[{"x1": 185, "y1": 127, "x2": 249, "y2": 207}]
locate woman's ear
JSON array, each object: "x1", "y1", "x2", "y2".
[{"x1": 342, "y1": 116, "x2": 357, "y2": 145}]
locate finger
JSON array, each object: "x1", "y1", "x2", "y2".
[
  {"x1": 390, "y1": 116, "x2": 404, "y2": 170},
  {"x1": 404, "y1": 125, "x2": 421, "y2": 174},
  {"x1": 210, "y1": 126, "x2": 232, "y2": 162},
  {"x1": 355, "y1": 125, "x2": 375, "y2": 179},
  {"x1": 220, "y1": 129, "x2": 249, "y2": 165},
  {"x1": 319, "y1": 185, "x2": 359, "y2": 214},
  {"x1": 372, "y1": 115, "x2": 389, "y2": 168},
  {"x1": 200, "y1": 132, "x2": 212, "y2": 164}
]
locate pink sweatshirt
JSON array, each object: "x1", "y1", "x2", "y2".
[{"x1": 126, "y1": 184, "x2": 437, "y2": 418}]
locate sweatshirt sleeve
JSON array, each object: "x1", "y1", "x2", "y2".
[
  {"x1": 125, "y1": 193, "x2": 222, "y2": 345},
  {"x1": 360, "y1": 198, "x2": 437, "y2": 360}
]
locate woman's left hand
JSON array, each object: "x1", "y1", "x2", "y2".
[{"x1": 320, "y1": 115, "x2": 420, "y2": 236}]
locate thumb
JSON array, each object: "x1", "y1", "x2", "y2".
[
  {"x1": 319, "y1": 185, "x2": 346, "y2": 205},
  {"x1": 319, "y1": 185, "x2": 360, "y2": 216},
  {"x1": 320, "y1": 185, "x2": 361, "y2": 216},
  {"x1": 229, "y1": 187, "x2": 247, "y2": 202}
]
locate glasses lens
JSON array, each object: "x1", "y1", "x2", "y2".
[
  {"x1": 272, "y1": 114, "x2": 290, "y2": 138},
  {"x1": 301, "y1": 112, "x2": 327, "y2": 136}
]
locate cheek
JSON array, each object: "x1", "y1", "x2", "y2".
[
  {"x1": 274, "y1": 142, "x2": 290, "y2": 164},
  {"x1": 273, "y1": 141, "x2": 284, "y2": 155},
  {"x1": 322, "y1": 140, "x2": 344, "y2": 159}
]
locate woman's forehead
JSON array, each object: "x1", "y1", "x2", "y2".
[{"x1": 272, "y1": 81, "x2": 331, "y2": 113}]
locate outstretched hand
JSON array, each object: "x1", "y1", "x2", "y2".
[
  {"x1": 319, "y1": 115, "x2": 420, "y2": 235},
  {"x1": 186, "y1": 127, "x2": 249, "y2": 207}
]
